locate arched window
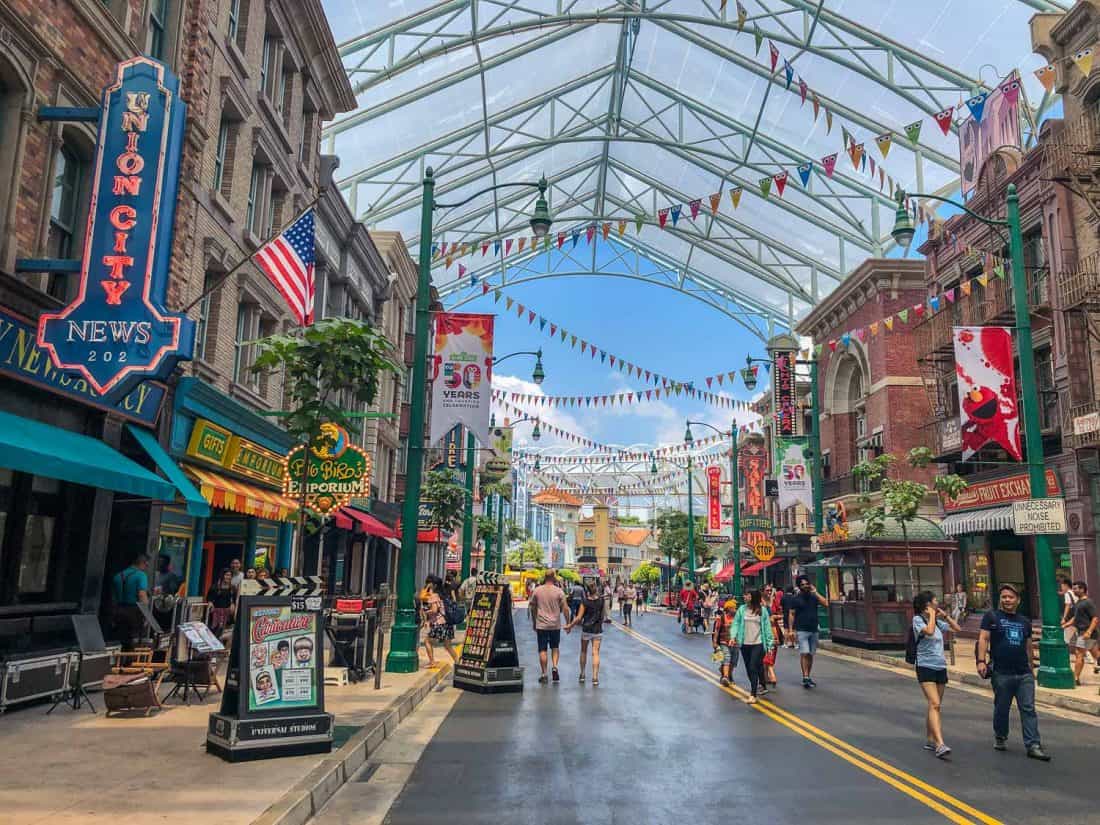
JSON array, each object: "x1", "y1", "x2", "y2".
[{"x1": 0, "y1": 52, "x2": 33, "y2": 269}]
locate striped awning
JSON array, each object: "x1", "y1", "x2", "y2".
[
  {"x1": 940, "y1": 506, "x2": 1015, "y2": 537},
  {"x1": 185, "y1": 467, "x2": 299, "y2": 522}
]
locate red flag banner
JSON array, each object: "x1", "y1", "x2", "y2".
[{"x1": 953, "y1": 326, "x2": 1022, "y2": 461}]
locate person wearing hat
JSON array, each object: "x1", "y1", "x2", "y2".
[
  {"x1": 711, "y1": 598, "x2": 739, "y2": 687},
  {"x1": 977, "y1": 583, "x2": 1050, "y2": 761}
]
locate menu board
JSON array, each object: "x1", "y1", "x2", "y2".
[
  {"x1": 459, "y1": 585, "x2": 505, "y2": 668},
  {"x1": 246, "y1": 604, "x2": 319, "y2": 711}
]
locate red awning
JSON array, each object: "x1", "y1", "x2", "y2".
[
  {"x1": 341, "y1": 507, "x2": 398, "y2": 538},
  {"x1": 741, "y1": 558, "x2": 782, "y2": 576},
  {"x1": 333, "y1": 510, "x2": 354, "y2": 530},
  {"x1": 714, "y1": 562, "x2": 737, "y2": 582}
]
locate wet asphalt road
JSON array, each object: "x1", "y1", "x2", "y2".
[{"x1": 376, "y1": 608, "x2": 1100, "y2": 825}]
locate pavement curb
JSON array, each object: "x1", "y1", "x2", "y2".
[
  {"x1": 250, "y1": 663, "x2": 452, "y2": 825},
  {"x1": 818, "y1": 641, "x2": 1100, "y2": 717}
]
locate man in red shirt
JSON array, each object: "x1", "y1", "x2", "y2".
[{"x1": 680, "y1": 581, "x2": 699, "y2": 633}]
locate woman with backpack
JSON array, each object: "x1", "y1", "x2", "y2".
[
  {"x1": 910, "y1": 590, "x2": 962, "y2": 760},
  {"x1": 422, "y1": 576, "x2": 460, "y2": 667}
]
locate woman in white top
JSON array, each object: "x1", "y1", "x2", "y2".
[{"x1": 730, "y1": 589, "x2": 775, "y2": 703}]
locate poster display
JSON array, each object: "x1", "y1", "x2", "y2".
[
  {"x1": 776, "y1": 437, "x2": 814, "y2": 514},
  {"x1": 772, "y1": 349, "x2": 797, "y2": 437},
  {"x1": 454, "y1": 578, "x2": 522, "y2": 694},
  {"x1": 953, "y1": 327, "x2": 1022, "y2": 461},
  {"x1": 246, "y1": 604, "x2": 319, "y2": 711},
  {"x1": 706, "y1": 465, "x2": 722, "y2": 532},
  {"x1": 430, "y1": 313, "x2": 494, "y2": 447}
]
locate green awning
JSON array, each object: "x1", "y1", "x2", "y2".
[
  {"x1": 127, "y1": 424, "x2": 211, "y2": 518},
  {"x1": 0, "y1": 409, "x2": 175, "y2": 501}
]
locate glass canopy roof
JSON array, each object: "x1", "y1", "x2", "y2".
[{"x1": 322, "y1": 0, "x2": 1069, "y2": 336}]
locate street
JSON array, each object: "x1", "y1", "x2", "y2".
[{"x1": 316, "y1": 610, "x2": 1100, "y2": 825}]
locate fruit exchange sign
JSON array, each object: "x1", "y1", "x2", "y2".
[{"x1": 38, "y1": 57, "x2": 194, "y2": 399}]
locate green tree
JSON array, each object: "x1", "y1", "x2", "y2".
[
  {"x1": 421, "y1": 469, "x2": 468, "y2": 534},
  {"x1": 251, "y1": 318, "x2": 401, "y2": 568},
  {"x1": 556, "y1": 568, "x2": 580, "y2": 584},
  {"x1": 475, "y1": 515, "x2": 497, "y2": 546},
  {"x1": 852, "y1": 447, "x2": 967, "y2": 597},
  {"x1": 654, "y1": 509, "x2": 710, "y2": 584},
  {"x1": 506, "y1": 538, "x2": 545, "y2": 568},
  {"x1": 630, "y1": 562, "x2": 662, "y2": 586},
  {"x1": 618, "y1": 514, "x2": 644, "y2": 526}
]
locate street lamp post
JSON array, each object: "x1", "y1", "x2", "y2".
[
  {"x1": 892, "y1": 184, "x2": 1072, "y2": 689},
  {"x1": 688, "y1": 420, "x2": 742, "y2": 598},
  {"x1": 386, "y1": 169, "x2": 551, "y2": 674},
  {"x1": 683, "y1": 424, "x2": 698, "y2": 585}
]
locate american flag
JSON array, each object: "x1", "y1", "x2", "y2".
[{"x1": 254, "y1": 208, "x2": 315, "y2": 325}]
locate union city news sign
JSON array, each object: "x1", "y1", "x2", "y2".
[{"x1": 38, "y1": 57, "x2": 194, "y2": 398}]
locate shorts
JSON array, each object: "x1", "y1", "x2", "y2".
[
  {"x1": 916, "y1": 666, "x2": 948, "y2": 684},
  {"x1": 536, "y1": 629, "x2": 561, "y2": 651},
  {"x1": 717, "y1": 645, "x2": 739, "y2": 666},
  {"x1": 581, "y1": 631, "x2": 602, "y2": 643},
  {"x1": 797, "y1": 631, "x2": 819, "y2": 655},
  {"x1": 1074, "y1": 633, "x2": 1098, "y2": 650},
  {"x1": 428, "y1": 623, "x2": 454, "y2": 642}
]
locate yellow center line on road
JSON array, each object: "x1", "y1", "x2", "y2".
[{"x1": 615, "y1": 623, "x2": 1005, "y2": 825}]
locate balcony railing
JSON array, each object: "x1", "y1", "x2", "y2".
[
  {"x1": 1043, "y1": 106, "x2": 1100, "y2": 182},
  {"x1": 1064, "y1": 400, "x2": 1100, "y2": 450},
  {"x1": 1058, "y1": 251, "x2": 1100, "y2": 312}
]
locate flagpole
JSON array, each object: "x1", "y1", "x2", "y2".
[{"x1": 181, "y1": 197, "x2": 320, "y2": 315}]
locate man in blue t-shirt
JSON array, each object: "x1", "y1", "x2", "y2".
[
  {"x1": 787, "y1": 575, "x2": 828, "y2": 688},
  {"x1": 977, "y1": 584, "x2": 1050, "y2": 761},
  {"x1": 112, "y1": 553, "x2": 150, "y2": 650}
]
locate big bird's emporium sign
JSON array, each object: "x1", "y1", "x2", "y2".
[
  {"x1": 284, "y1": 424, "x2": 371, "y2": 515},
  {"x1": 38, "y1": 57, "x2": 194, "y2": 400}
]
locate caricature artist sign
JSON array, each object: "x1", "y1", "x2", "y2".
[{"x1": 38, "y1": 57, "x2": 194, "y2": 399}]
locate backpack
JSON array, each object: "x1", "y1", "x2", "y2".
[
  {"x1": 904, "y1": 624, "x2": 918, "y2": 665},
  {"x1": 443, "y1": 596, "x2": 466, "y2": 626}
]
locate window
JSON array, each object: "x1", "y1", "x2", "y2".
[
  {"x1": 46, "y1": 142, "x2": 88, "y2": 301},
  {"x1": 212, "y1": 119, "x2": 230, "y2": 194},
  {"x1": 266, "y1": 184, "x2": 286, "y2": 239},
  {"x1": 246, "y1": 164, "x2": 270, "y2": 237},
  {"x1": 405, "y1": 300, "x2": 416, "y2": 334},
  {"x1": 299, "y1": 111, "x2": 314, "y2": 165},
  {"x1": 147, "y1": 0, "x2": 169, "y2": 61},
  {"x1": 195, "y1": 271, "x2": 218, "y2": 362},
  {"x1": 396, "y1": 442, "x2": 408, "y2": 475},
  {"x1": 233, "y1": 302, "x2": 262, "y2": 390},
  {"x1": 227, "y1": 0, "x2": 241, "y2": 40},
  {"x1": 260, "y1": 36, "x2": 283, "y2": 102},
  {"x1": 1034, "y1": 346, "x2": 1058, "y2": 431}
]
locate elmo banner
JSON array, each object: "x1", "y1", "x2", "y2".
[
  {"x1": 953, "y1": 327, "x2": 1023, "y2": 461},
  {"x1": 430, "y1": 312, "x2": 495, "y2": 447}
]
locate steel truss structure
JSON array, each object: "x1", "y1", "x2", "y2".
[{"x1": 326, "y1": 0, "x2": 1065, "y2": 336}]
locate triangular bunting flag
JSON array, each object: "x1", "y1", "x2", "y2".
[
  {"x1": 571, "y1": 228, "x2": 580, "y2": 248},
  {"x1": 527, "y1": 310, "x2": 535, "y2": 323},
  {"x1": 1074, "y1": 47, "x2": 1095, "y2": 78},
  {"x1": 736, "y1": 1, "x2": 747, "y2": 30},
  {"x1": 458, "y1": 264, "x2": 466, "y2": 278},
  {"x1": 869, "y1": 321, "x2": 879, "y2": 336},
  {"x1": 944, "y1": 288, "x2": 956, "y2": 303},
  {"x1": 730, "y1": 187, "x2": 743, "y2": 209},
  {"x1": 904, "y1": 120, "x2": 922, "y2": 145},
  {"x1": 934, "y1": 107, "x2": 954, "y2": 135},
  {"x1": 709, "y1": 192, "x2": 721, "y2": 215},
  {"x1": 812, "y1": 93, "x2": 820, "y2": 120},
  {"x1": 960, "y1": 280, "x2": 972, "y2": 297},
  {"x1": 822, "y1": 153, "x2": 837, "y2": 177},
  {"x1": 999, "y1": 79, "x2": 1021, "y2": 108},
  {"x1": 586, "y1": 225, "x2": 595, "y2": 244},
  {"x1": 635, "y1": 214, "x2": 645, "y2": 233},
  {"x1": 505, "y1": 239, "x2": 513, "y2": 255},
  {"x1": 445, "y1": 255, "x2": 453, "y2": 268},
  {"x1": 671, "y1": 205, "x2": 682, "y2": 225},
  {"x1": 517, "y1": 237, "x2": 526, "y2": 253},
  {"x1": 482, "y1": 281, "x2": 490, "y2": 295},
  {"x1": 848, "y1": 142, "x2": 864, "y2": 169},
  {"x1": 689, "y1": 199, "x2": 701, "y2": 220},
  {"x1": 658, "y1": 208, "x2": 669, "y2": 228},
  {"x1": 825, "y1": 108, "x2": 833, "y2": 134},
  {"x1": 769, "y1": 41, "x2": 779, "y2": 73},
  {"x1": 601, "y1": 222, "x2": 610, "y2": 240},
  {"x1": 798, "y1": 76, "x2": 807, "y2": 105},
  {"x1": 556, "y1": 232, "x2": 565, "y2": 249},
  {"x1": 875, "y1": 132, "x2": 892, "y2": 159},
  {"x1": 754, "y1": 25, "x2": 763, "y2": 55},
  {"x1": 759, "y1": 177, "x2": 772, "y2": 198},
  {"x1": 1034, "y1": 65, "x2": 1056, "y2": 92},
  {"x1": 797, "y1": 161, "x2": 813, "y2": 187},
  {"x1": 549, "y1": 323, "x2": 557, "y2": 336},
  {"x1": 539, "y1": 316, "x2": 547, "y2": 330},
  {"x1": 773, "y1": 170, "x2": 788, "y2": 197},
  {"x1": 505, "y1": 296, "x2": 514, "y2": 310},
  {"x1": 965, "y1": 92, "x2": 989, "y2": 124},
  {"x1": 897, "y1": 308, "x2": 909, "y2": 323},
  {"x1": 618, "y1": 219, "x2": 626, "y2": 237},
  {"x1": 783, "y1": 59, "x2": 794, "y2": 89},
  {"x1": 883, "y1": 316, "x2": 894, "y2": 332}
]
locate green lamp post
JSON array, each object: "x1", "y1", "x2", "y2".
[
  {"x1": 386, "y1": 171, "x2": 552, "y2": 674},
  {"x1": 684, "y1": 423, "x2": 698, "y2": 585},
  {"x1": 891, "y1": 184, "x2": 1072, "y2": 689},
  {"x1": 688, "y1": 419, "x2": 742, "y2": 598}
]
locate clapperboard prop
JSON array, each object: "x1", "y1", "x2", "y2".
[
  {"x1": 206, "y1": 593, "x2": 331, "y2": 762},
  {"x1": 453, "y1": 572, "x2": 523, "y2": 694},
  {"x1": 244, "y1": 576, "x2": 324, "y2": 596}
]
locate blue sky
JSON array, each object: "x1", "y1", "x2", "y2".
[{"x1": 458, "y1": 245, "x2": 768, "y2": 455}]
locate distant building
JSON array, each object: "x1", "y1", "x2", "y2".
[{"x1": 532, "y1": 488, "x2": 583, "y2": 565}]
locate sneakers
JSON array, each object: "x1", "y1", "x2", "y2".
[
  {"x1": 758, "y1": 686, "x2": 769, "y2": 696},
  {"x1": 579, "y1": 674, "x2": 585, "y2": 684},
  {"x1": 552, "y1": 668, "x2": 560, "y2": 683},
  {"x1": 994, "y1": 737, "x2": 1007, "y2": 751},
  {"x1": 1027, "y1": 745, "x2": 1051, "y2": 762},
  {"x1": 802, "y1": 677, "x2": 817, "y2": 688},
  {"x1": 746, "y1": 695, "x2": 758, "y2": 704},
  {"x1": 538, "y1": 675, "x2": 549, "y2": 685},
  {"x1": 935, "y1": 744, "x2": 952, "y2": 760},
  {"x1": 720, "y1": 677, "x2": 731, "y2": 687},
  {"x1": 923, "y1": 743, "x2": 935, "y2": 752}
]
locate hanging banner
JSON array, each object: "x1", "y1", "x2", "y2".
[
  {"x1": 37, "y1": 56, "x2": 194, "y2": 400},
  {"x1": 959, "y1": 70, "x2": 1023, "y2": 197},
  {"x1": 706, "y1": 465, "x2": 722, "y2": 532},
  {"x1": 740, "y1": 441, "x2": 769, "y2": 549},
  {"x1": 953, "y1": 327, "x2": 1023, "y2": 461},
  {"x1": 772, "y1": 349, "x2": 798, "y2": 437},
  {"x1": 482, "y1": 425, "x2": 514, "y2": 501},
  {"x1": 284, "y1": 424, "x2": 372, "y2": 515},
  {"x1": 430, "y1": 312, "x2": 494, "y2": 447},
  {"x1": 776, "y1": 437, "x2": 813, "y2": 514}
]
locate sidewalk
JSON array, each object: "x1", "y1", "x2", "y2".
[
  {"x1": 0, "y1": 635, "x2": 454, "y2": 825},
  {"x1": 819, "y1": 638, "x2": 1100, "y2": 717}
]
